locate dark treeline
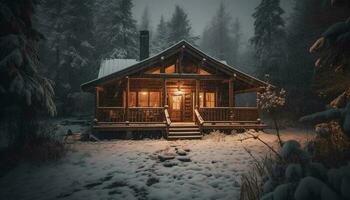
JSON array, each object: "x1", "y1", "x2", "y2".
[{"x1": 251, "y1": 0, "x2": 350, "y2": 117}]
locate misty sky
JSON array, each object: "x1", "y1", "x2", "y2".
[{"x1": 133, "y1": 0, "x2": 294, "y2": 45}]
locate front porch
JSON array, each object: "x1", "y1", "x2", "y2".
[
  {"x1": 93, "y1": 106, "x2": 266, "y2": 139},
  {"x1": 92, "y1": 76, "x2": 266, "y2": 139}
]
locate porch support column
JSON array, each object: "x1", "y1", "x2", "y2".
[
  {"x1": 125, "y1": 76, "x2": 130, "y2": 122},
  {"x1": 95, "y1": 87, "x2": 100, "y2": 121},
  {"x1": 163, "y1": 78, "x2": 167, "y2": 106},
  {"x1": 229, "y1": 78, "x2": 234, "y2": 107},
  {"x1": 195, "y1": 79, "x2": 200, "y2": 108}
]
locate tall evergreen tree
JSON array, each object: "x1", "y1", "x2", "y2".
[
  {"x1": 167, "y1": 5, "x2": 198, "y2": 45},
  {"x1": 95, "y1": 0, "x2": 138, "y2": 59},
  {"x1": 231, "y1": 18, "x2": 241, "y2": 64},
  {"x1": 0, "y1": 0, "x2": 55, "y2": 146},
  {"x1": 251, "y1": 0, "x2": 286, "y2": 84},
  {"x1": 152, "y1": 15, "x2": 169, "y2": 53},
  {"x1": 37, "y1": 0, "x2": 96, "y2": 115},
  {"x1": 200, "y1": 2, "x2": 233, "y2": 62}
]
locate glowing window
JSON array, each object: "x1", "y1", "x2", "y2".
[
  {"x1": 138, "y1": 92, "x2": 149, "y2": 107},
  {"x1": 206, "y1": 93, "x2": 215, "y2": 108},
  {"x1": 165, "y1": 64, "x2": 176, "y2": 73},
  {"x1": 172, "y1": 96, "x2": 182, "y2": 110},
  {"x1": 150, "y1": 92, "x2": 160, "y2": 107},
  {"x1": 199, "y1": 69, "x2": 211, "y2": 75}
]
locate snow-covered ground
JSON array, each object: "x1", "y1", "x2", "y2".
[{"x1": 0, "y1": 128, "x2": 314, "y2": 200}]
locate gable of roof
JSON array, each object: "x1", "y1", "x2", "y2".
[{"x1": 82, "y1": 40, "x2": 269, "y2": 91}]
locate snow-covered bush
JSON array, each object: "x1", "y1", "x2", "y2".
[
  {"x1": 257, "y1": 85, "x2": 286, "y2": 146},
  {"x1": 21, "y1": 122, "x2": 67, "y2": 162},
  {"x1": 203, "y1": 130, "x2": 226, "y2": 141}
]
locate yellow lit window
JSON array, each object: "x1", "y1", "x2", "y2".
[
  {"x1": 138, "y1": 91, "x2": 149, "y2": 107},
  {"x1": 172, "y1": 96, "x2": 182, "y2": 110},
  {"x1": 206, "y1": 92, "x2": 215, "y2": 108},
  {"x1": 149, "y1": 92, "x2": 160, "y2": 107},
  {"x1": 165, "y1": 64, "x2": 176, "y2": 73}
]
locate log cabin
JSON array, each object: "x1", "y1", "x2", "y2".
[{"x1": 81, "y1": 31, "x2": 269, "y2": 139}]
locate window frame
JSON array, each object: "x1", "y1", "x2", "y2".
[{"x1": 128, "y1": 90, "x2": 161, "y2": 107}]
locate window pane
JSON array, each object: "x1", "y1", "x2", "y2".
[
  {"x1": 150, "y1": 92, "x2": 160, "y2": 107},
  {"x1": 199, "y1": 92, "x2": 204, "y2": 108},
  {"x1": 172, "y1": 96, "x2": 182, "y2": 110},
  {"x1": 206, "y1": 92, "x2": 215, "y2": 108},
  {"x1": 129, "y1": 92, "x2": 137, "y2": 107},
  {"x1": 165, "y1": 64, "x2": 176, "y2": 73},
  {"x1": 138, "y1": 92, "x2": 149, "y2": 107}
]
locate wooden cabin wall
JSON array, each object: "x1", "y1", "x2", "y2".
[{"x1": 98, "y1": 85, "x2": 123, "y2": 107}]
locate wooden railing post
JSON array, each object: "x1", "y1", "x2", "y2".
[
  {"x1": 125, "y1": 76, "x2": 130, "y2": 122},
  {"x1": 195, "y1": 79, "x2": 200, "y2": 108},
  {"x1": 229, "y1": 78, "x2": 234, "y2": 107},
  {"x1": 95, "y1": 87, "x2": 100, "y2": 121},
  {"x1": 163, "y1": 78, "x2": 167, "y2": 106}
]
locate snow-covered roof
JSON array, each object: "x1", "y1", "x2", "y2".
[
  {"x1": 98, "y1": 59, "x2": 139, "y2": 78},
  {"x1": 220, "y1": 60, "x2": 228, "y2": 65}
]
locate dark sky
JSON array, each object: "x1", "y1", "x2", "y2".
[{"x1": 133, "y1": 0, "x2": 294, "y2": 46}]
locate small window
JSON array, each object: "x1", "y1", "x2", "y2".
[
  {"x1": 165, "y1": 64, "x2": 176, "y2": 73},
  {"x1": 172, "y1": 96, "x2": 182, "y2": 110},
  {"x1": 138, "y1": 92, "x2": 149, "y2": 107},
  {"x1": 129, "y1": 92, "x2": 137, "y2": 107},
  {"x1": 199, "y1": 69, "x2": 211, "y2": 75},
  {"x1": 149, "y1": 92, "x2": 160, "y2": 107},
  {"x1": 206, "y1": 92, "x2": 215, "y2": 108}
]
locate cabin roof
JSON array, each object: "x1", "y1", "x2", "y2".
[
  {"x1": 98, "y1": 59, "x2": 138, "y2": 78},
  {"x1": 82, "y1": 40, "x2": 269, "y2": 91}
]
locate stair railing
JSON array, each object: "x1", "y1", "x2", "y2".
[
  {"x1": 164, "y1": 105, "x2": 171, "y2": 138},
  {"x1": 194, "y1": 107, "x2": 204, "y2": 135}
]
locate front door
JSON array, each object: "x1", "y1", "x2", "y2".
[
  {"x1": 169, "y1": 92, "x2": 193, "y2": 122},
  {"x1": 170, "y1": 94, "x2": 183, "y2": 121}
]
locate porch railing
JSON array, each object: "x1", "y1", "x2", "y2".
[
  {"x1": 199, "y1": 107, "x2": 259, "y2": 122},
  {"x1": 128, "y1": 107, "x2": 164, "y2": 122},
  {"x1": 96, "y1": 107, "x2": 125, "y2": 122},
  {"x1": 96, "y1": 107, "x2": 165, "y2": 123}
]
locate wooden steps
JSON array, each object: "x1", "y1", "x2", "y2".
[{"x1": 167, "y1": 123, "x2": 202, "y2": 140}]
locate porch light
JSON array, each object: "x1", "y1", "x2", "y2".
[{"x1": 174, "y1": 87, "x2": 183, "y2": 96}]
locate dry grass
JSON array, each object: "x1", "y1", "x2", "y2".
[{"x1": 203, "y1": 130, "x2": 227, "y2": 141}]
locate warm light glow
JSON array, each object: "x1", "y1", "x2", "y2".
[
  {"x1": 174, "y1": 88, "x2": 183, "y2": 96},
  {"x1": 141, "y1": 91, "x2": 148, "y2": 95}
]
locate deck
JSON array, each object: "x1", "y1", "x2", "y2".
[{"x1": 92, "y1": 106, "x2": 266, "y2": 139}]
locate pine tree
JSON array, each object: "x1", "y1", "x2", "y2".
[
  {"x1": 95, "y1": 0, "x2": 138, "y2": 59},
  {"x1": 200, "y1": 3, "x2": 242, "y2": 65},
  {"x1": 167, "y1": 5, "x2": 198, "y2": 45},
  {"x1": 37, "y1": 0, "x2": 96, "y2": 115},
  {"x1": 251, "y1": 0, "x2": 286, "y2": 84},
  {"x1": 231, "y1": 18, "x2": 241, "y2": 64},
  {"x1": 0, "y1": 0, "x2": 56, "y2": 146},
  {"x1": 152, "y1": 15, "x2": 169, "y2": 53},
  {"x1": 58, "y1": 0, "x2": 96, "y2": 92},
  {"x1": 200, "y1": 2, "x2": 234, "y2": 63}
]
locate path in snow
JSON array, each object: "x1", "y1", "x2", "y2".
[{"x1": 0, "y1": 128, "x2": 313, "y2": 200}]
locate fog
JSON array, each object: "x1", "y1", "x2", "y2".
[{"x1": 133, "y1": 0, "x2": 294, "y2": 45}]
